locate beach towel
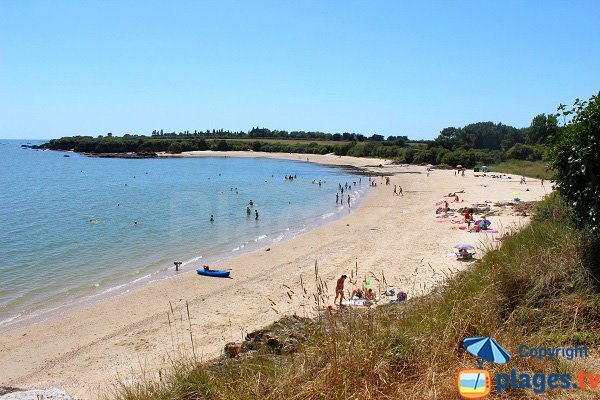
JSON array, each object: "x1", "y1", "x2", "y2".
[{"x1": 342, "y1": 299, "x2": 373, "y2": 307}]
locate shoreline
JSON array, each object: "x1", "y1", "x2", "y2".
[
  {"x1": 0, "y1": 152, "x2": 547, "y2": 399},
  {"x1": 0, "y1": 167, "x2": 371, "y2": 337}
]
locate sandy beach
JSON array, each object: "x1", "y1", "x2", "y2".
[{"x1": 0, "y1": 152, "x2": 549, "y2": 399}]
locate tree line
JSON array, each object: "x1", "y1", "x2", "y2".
[
  {"x1": 148, "y1": 127, "x2": 401, "y2": 143},
  {"x1": 40, "y1": 112, "x2": 558, "y2": 168}
]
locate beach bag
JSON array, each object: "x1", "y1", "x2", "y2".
[{"x1": 397, "y1": 292, "x2": 408, "y2": 302}]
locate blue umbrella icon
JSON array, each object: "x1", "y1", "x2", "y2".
[{"x1": 463, "y1": 336, "x2": 510, "y2": 368}]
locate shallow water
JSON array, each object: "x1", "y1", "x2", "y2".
[{"x1": 0, "y1": 140, "x2": 367, "y2": 329}]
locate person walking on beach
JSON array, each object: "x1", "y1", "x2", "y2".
[
  {"x1": 393, "y1": 185, "x2": 397, "y2": 196},
  {"x1": 398, "y1": 185, "x2": 403, "y2": 196},
  {"x1": 335, "y1": 275, "x2": 347, "y2": 306}
]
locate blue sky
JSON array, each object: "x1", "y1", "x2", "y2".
[{"x1": 1, "y1": 0, "x2": 599, "y2": 140}]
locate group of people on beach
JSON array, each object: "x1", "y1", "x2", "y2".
[
  {"x1": 334, "y1": 274, "x2": 405, "y2": 307},
  {"x1": 334, "y1": 275, "x2": 374, "y2": 305}
]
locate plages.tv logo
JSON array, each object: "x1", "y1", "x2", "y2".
[
  {"x1": 456, "y1": 336, "x2": 510, "y2": 399},
  {"x1": 457, "y1": 337, "x2": 598, "y2": 398}
]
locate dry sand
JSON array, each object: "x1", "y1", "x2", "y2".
[{"x1": 0, "y1": 152, "x2": 549, "y2": 399}]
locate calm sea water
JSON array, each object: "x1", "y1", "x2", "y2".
[{"x1": 0, "y1": 140, "x2": 367, "y2": 330}]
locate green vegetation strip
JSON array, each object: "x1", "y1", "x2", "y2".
[{"x1": 490, "y1": 160, "x2": 553, "y2": 179}]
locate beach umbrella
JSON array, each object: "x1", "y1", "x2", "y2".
[
  {"x1": 426, "y1": 164, "x2": 433, "y2": 168},
  {"x1": 475, "y1": 219, "x2": 491, "y2": 227},
  {"x1": 463, "y1": 336, "x2": 511, "y2": 364},
  {"x1": 481, "y1": 166, "x2": 490, "y2": 172},
  {"x1": 454, "y1": 243, "x2": 474, "y2": 250},
  {"x1": 456, "y1": 164, "x2": 463, "y2": 168}
]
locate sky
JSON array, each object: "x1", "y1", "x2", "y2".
[{"x1": 1, "y1": 0, "x2": 599, "y2": 140}]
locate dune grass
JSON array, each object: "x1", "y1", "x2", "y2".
[
  {"x1": 491, "y1": 160, "x2": 553, "y2": 179},
  {"x1": 112, "y1": 194, "x2": 599, "y2": 400}
]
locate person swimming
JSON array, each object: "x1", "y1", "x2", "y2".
[
  {"x1": 246, "y1": 206, "x2": 251, "y2": 215},
  {"x1": 249, "y1": 200, "x2": 254, "y2": 207},
  {"x1": 210, "y1": 215, "x2": 214, "y2": 223}
]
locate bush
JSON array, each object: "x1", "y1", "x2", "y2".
[
  {"x1": 504, "y1": 143, "x2": 544, "y2": 161},
  {"x1": 548, "y1": 92, "x2": 600, "y2": 232},
  {"x1": 168, "y1": 142, "x2": 183, "y2": 154}
]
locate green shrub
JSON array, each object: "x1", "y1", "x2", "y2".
[{"x1": 548, "y1": 92, "x2": 600, "y2": 232}]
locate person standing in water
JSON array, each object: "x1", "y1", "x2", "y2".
[
  {"x1": 210, "y1": 215, "x2": 214, "y2": 223},
  {"x1": 347, "y1": 194, "x2": 351, "y2": 207},
  {"x1": 246, "y1": 206, "x2": 251, "y2": 216},
  {"x1": 255, "y1": 210, "x2": 259, "y2": 220},
  {"x1": 174, "y1": 261, "x2": 182, "y2": 272},
  {"x1": 336, "y1": 192, "x2": 339, "y2": 204}
]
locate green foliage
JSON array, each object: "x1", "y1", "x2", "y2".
[
  {"x1": 434, "y1": 122, "x2": 523, "y2": 151},
  {"x1": 548, "y1": 92, "x2": 600, "y2": 232},
  {"x1": 505, "y1": 143, "x2": 537, "y2": 160},
  {"x1": 524, "y1": 113, "x2": 558, "y2": 144}
]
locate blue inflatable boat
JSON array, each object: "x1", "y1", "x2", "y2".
[{"x1": 196, "y1": 268, "x2": 230, "y2": 278}]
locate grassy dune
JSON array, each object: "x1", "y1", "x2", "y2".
[
  {"x1": 112, "y1": 194, "x2": 599, "y2": 399},
  {"x1": 491, "y1": 160, "x2": 553, "y2": 180}
]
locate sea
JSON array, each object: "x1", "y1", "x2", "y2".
[{"x1": 0, "y1": 139, "x2": 368, "y2": 331}]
